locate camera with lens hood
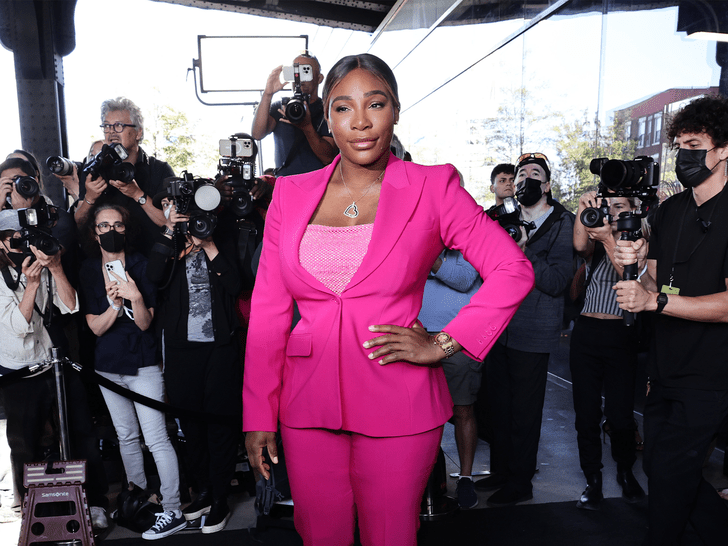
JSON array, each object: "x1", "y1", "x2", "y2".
[
  {"x1": 46, "y1": 156, "x2": 83, "y2": 178},
  {"x1": 11, "y1": 174, "x2": 40, "y2": 200},
  {"x1": 487, "y1": 197, "x2": 535, "y2": 243},
  {"x1": 82, "y1": 143, "x2": 135, "y2": 184},
  {"x1": 10, "y1": 200, "x2": 62, "y2": 256},
  {"x1": 164, "y1": 171, "x2": 221, "y2": 239},
  {"x1": 217, "y1": 133, "x2": 258, "y2": 218},
  {"x1": 280, "y1": 63, "x2": 312, "y2": 124}
]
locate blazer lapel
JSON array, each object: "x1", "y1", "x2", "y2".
[{"x1": 344, "y1": 155, "x2": 425, "y2": 292}]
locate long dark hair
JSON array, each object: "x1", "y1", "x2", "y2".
[
  {"x1": 81, "y1": 203, "x2": 137, "y2": 258},
  {"x1": 322, "y1": 54, "x2": 400, "y2": 117}
]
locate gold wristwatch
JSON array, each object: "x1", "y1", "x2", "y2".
[{"x1": 433, "y1": 332, "x2": 455, "y2": 358}]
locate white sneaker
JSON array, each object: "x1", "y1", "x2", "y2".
[
  {"x1": 89, "y1": 506, "x2": 109, "y2": 530},
  {"x1": 142, "y1": 510, "x2": 187, "y2": 540}
]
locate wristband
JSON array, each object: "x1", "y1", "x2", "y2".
[
  {"x1": 110, "y1": 302, "x2": 121, "y2": 311},
  {"x1": 84, "y1": 197, "x2": 95, "y2": 206}
]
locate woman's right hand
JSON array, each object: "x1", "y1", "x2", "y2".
[
  {"x1": 163, "y1": 201, "x2": 190, "y2": 231},
  {"x1": 245, "y1": 431, "x2": 278, "y2": 480}
]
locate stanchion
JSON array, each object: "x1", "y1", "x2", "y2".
[
  {"x1": 419, "y1": 447, "x2": 457, "y2": 521},
  {"x1": 18, "y1": 348, "x2": 94, "y2": 546}
]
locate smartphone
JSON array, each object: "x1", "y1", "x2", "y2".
[
  {"x1": 104, "y1": 259, "x2": 127, "y2": 284},
  {"x1": 219, "y1": 137, "x2": 254, "y2": 158},
  {"x1": 282, "y1": 64, "x2": 313, "y2": 83}
]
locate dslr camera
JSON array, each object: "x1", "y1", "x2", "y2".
[
  {"x1": 218, "y1": 133, "x2": 258, "y2": 218},
  {"x1": 82, "y1": 143, "x2": 135, "y2": 184},
  {"x1": 581, "y1": 155, "x2": 659, "y2": 230},
  {"x1": 164, "y1": 171, "x2": 221, "y2": 239},
  {"x1": 487, "y1": 197, "x2": 534, "y2": 243},
  {"x1": 280, "y1": 63, "x2": 312, "y2": 124},
  {"x1": 10, "y1": 200, "x2": 62, "y2": 256},
  {"x1": 46, "y1": 156, "x2": 83, "y2": 177},
  {"x1": 11, "y1": 174, "x2": 40, "y2": 200}
]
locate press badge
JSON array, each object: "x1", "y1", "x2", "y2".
[{"x1": 661, "y1": 285, "x2": 680, "y2": 295}]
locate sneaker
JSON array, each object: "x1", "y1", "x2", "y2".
[
  {"x1": 201, "y1": 499, "x2": 230, "y2": 534},
  {"x1": 142, "y1": 510, "x2": 187, "y2": 540},
  {"x1": 89, "y1": 506, "x2": 109, "y2": 530},
  {"x1": 182, "y1": 490, "x2": 212, "y2": 521},
  {"x1": 456, "y1": 477, "x2": 478, "y2": 509}
]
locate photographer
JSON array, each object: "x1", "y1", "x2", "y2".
[
  {"x1": 251, "y1": 53, "x2": 336, "y2": 176},
  {"x1": 146, "y1": 196, "x2": 242, "y2": 534},
  {"x1": 476, "y1": 152, "x2": 574, "y2": 506},
  {"x1": 0, "y1": 209, "x2": 109, "y2": 529},
  {"x1": 78, "y1": 203, "x2": 185, "y2": 540},
  {"x1": 614, "y1": 95, "x2": 728, "y2": 545},
  {"x1": 570, "y1": 190, "x2": 647, "y2": 510},
  {"x1": 75, "y1": 97, "x2": 174, "y2": 257},
  {"x1": 486, "y1": 163, "x2": 516, "y2": 213}
]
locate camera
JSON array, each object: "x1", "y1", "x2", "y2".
[
  {"x1": 12, "y1": 174, "x2": 40, "y2": 200},
  {"x1": 280, "y1": 63, "x2": 310, "y2": 124},
  {"x1": 589, "y1": 156, "x2": 659, "y2": 194},
  {"x1": 10, "y1": 200, "x2": 62, "y2": 256},
  {"x1": 487, "y1": 197, "x2": 534, "y2": 243},
  {"x1": 218, "y1": 133, "x2": 258, "y2": 217},
  {"x1": 580, "y1": 198, "x2": 612, "y2": 228},
  {"x1": 164, "y1": 171, "x2": 221, "y2": 239},
  {"x1": 82, "y1": 143, "x2": 135, "y2": 184},
  {"x1": 46, "y1": 156, "x2": 83, "y2": 177}
]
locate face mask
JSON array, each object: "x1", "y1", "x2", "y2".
[
  {"x1": 675, "y1": 148, "x2": 719, "y2": 189},
  {"x1": 98, "y1": 230, "x2": 125, "y2": 253},
  {"x1": 516, "y1": 178, "x2": 544, "y2": 207}
]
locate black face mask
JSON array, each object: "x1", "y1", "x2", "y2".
[
  {"x1": 98, "y1": 231, "x2": 125, "y2": 253},
  {"x1": 675, "y1": 148, "x2": 720, "y2": 189},
  {"x1": 516, "y1": 178, "x2": 544, "y2": 207}
]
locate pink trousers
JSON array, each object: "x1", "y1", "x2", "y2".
[{"x1": 280, "y1": 424, "x2": 443, "y2": 546}]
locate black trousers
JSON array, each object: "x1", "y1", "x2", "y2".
[
  {"x1": 163, "y1": 338, "x2": 242, "y2": 501},
  {"x1": 643, "y1": 382, "x2": 728, "y2": 546},
  {"x1": 569, "y1": 316, "x2": 639, "y2": 476},
  {"x1": 0, "y1": 367, "x2": 109, "y2": 508},
  {"x1": 486, "y1": 342, "x2": 548, "y2": 493}
]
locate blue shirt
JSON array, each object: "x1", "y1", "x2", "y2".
[{"x1": 418, "y1": 249, "x2": 483, "y2": 333}]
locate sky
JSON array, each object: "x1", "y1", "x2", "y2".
[{"x1": 0, "y1": 1, "x2": 721, "y2": 199}]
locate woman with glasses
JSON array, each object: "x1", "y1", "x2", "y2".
[{"x1": 79, "y1": 203, "x2": 186, "y2": 540}]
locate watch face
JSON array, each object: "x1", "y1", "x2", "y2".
[
  {"x1": 435, "y1": 332, "x2": 451, "y2": 344},
  {"x1": 138, "y1": 195, "x2": 146, "y2": 204}
]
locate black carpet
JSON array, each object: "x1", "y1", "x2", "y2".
[{"x1": 104, "y1": 498, "x2": 683, "y2": 546}]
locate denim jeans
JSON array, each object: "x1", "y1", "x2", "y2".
[{"x1": 98, "y1": 366, "x2": 181, "y2": 511}]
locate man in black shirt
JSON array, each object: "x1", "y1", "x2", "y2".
[
  {"x1": 615, "y1": 95, "x2": 728, "y2": 546},
  {"x1": 251, "y1": 53, "x2": 336, "y2": 176},
  {"x1": 75, "y1": 97, "x2": 174, "y2": 256}
]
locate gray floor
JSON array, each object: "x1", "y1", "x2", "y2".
[{"x1": 1, "y1": 350, "x2": 727, "y2": 544}]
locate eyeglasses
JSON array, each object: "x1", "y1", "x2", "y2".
[
  {"x1": 96, "y1": 222, "x2": 126, "y2": 233},
  {"x1": 516, "y1": 152, "x2": 550, "y2": 168},
  {"x1": 100, "y1": 122, "x2": 137, "y2": 133}
]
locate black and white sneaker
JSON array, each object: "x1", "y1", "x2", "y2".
[
  {"x1": 201, "y1": 499, "x2": 230, "y2": 534},
  {"x1": 142, "y1": 510, "x2": 187, "y2": 540}
]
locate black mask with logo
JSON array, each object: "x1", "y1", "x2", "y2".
[
  {"x1": 516, "y1": 178, "x2": 544, "y2": 207},
  {"x1": 99, "y1": 231, "x2": 125, "y2": 253},
  {"x1": 675, "y1": 148, "x2": 722, "y2": 189}
]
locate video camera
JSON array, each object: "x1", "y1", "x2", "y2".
[
  {"x1": 10, "y1": 200, "x2": 62, "y2": 256},
  {"x1": 82, "y1": 143, "x2": 135, "y2": 184},
  {"x1": 164, "y1": 171, "x2": 221, "y2": 239},
  {"x1": 583, "y1": 155, "x2": 660, "y2": 326},
  {"x1": 487, "y1": 197, "x2": 534, "y2": 243},
  {"x1": 218, "y1": 134, "x2": 258, "y2": 218},
  {"x1": 46, "y1": 156, "x2": 83, "y2": 178},
  {"x1": 281, "y1": 63, "x2": 312, "y2": 124}
]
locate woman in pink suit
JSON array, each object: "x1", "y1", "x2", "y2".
[{"x1": 244, "y1": 53, "x2": 535, "y2": 546}]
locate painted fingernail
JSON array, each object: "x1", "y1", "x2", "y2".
[
  {"x1": 363, "y1": 341, "x2": 370, "y2": 348},
  {"x1": 368, "y1": 353, "x2": 374, "y2": 359},
  {"x1": 368, "y1": 325, "x2": 375, "y2": 331}
]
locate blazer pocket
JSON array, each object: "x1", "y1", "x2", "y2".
[
  {"x1": 286, "y1": 334, "x2": 312, "y2": 357},
  {"x1": 404, "y1": 219, "x2": 436, "y2": 232}
]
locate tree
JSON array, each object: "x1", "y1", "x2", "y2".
[{"x1": 553, "y1": 111, "x2": 637, "y2": 212}]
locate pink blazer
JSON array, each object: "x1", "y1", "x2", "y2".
[{"x1": 243, "y1": 154, "x2": 534, "y2": 437}]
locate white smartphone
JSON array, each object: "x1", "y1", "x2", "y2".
[
  {"x1": 282, "y1": 64, "x2": 313, "y2": 83},
  {"x1": 104, "y1": 260, "x2": 127, "y2": 284}
]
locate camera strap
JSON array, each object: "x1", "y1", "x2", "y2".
[{"x1": 1, "y1": 266, "x2": 53, "y2": 327}]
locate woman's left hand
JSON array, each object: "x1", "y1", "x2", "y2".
[{"x1": 364, "y1": 323, "x2": 445, "y2": 367}]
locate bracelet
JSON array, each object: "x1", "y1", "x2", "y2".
[
  {"x1": 84, "y1": 197, "x2": 96, "y2": 206},
  {"x1": 110, "y1": 302, "x2": 121, "y2": 311},
  {"x1": 163, "y1": 226, "x2": 174, "y2": 237}
]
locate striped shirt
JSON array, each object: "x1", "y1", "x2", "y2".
[{"x1": 581, "y1": 254, "x2": 622, "y2": 317}]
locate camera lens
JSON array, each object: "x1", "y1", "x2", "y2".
[
  {"x1": 189, "y1": 213, "x2": 217, "y2": 239},
  {"x1": 46, "y1": 156, "x2": 76, "y2": 176},
  {"x1": 285, "y1": 99, "x2": 306, "y2": 124},
  {"x1": 15, "y1": 176, "x2": 40, "y2": 199},
  {"x1": 580, "y1": 207, "x2": 604, "y2": 228}
]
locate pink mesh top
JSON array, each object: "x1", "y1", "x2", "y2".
[{"x1": 299, "y1": 223, "x2": 374, "y2": 294}]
